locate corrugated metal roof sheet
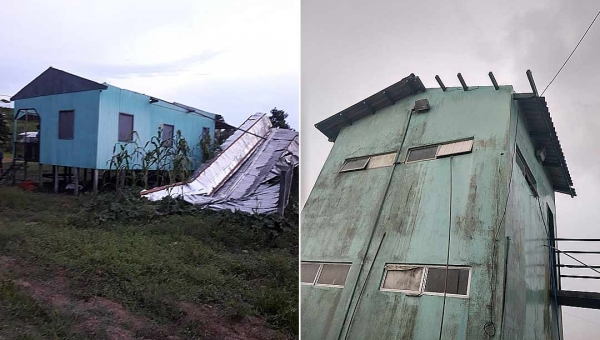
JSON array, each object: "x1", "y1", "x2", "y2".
[
  {"x1": 514, "y1": 93, "x2": 575, "y2": 196},
  {"x1": 11, "y1": 67, "x2": 107, "y2": 100},
  {"x1": 315, "y1": 73, "x2": 426, "y2": 141}
]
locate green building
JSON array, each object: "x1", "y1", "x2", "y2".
[{"x1": 301, "y1": 74, "x2": 575, "y2": 339}]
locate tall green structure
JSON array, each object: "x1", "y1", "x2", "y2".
[{"x1": 301, "y1": 74, "x2": 575, "y2": 339}]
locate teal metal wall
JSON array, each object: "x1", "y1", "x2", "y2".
[
  {"x1": 302, "y1": 86, "x2": 559, "y2": 339},
  {"x1": 96, "y1": 85, "x2": 216, "y2": 170},
  {"x1": 13, "y1": 90, "x2": 102, "y2": 168},
  {"x1": 502, "y1": 99, "x2": 561, "y2": 339}
]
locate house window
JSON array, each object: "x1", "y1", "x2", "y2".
[
  {"x1": 406, "y1": 146, "x2": 438, "y2": 163},
  {"x1": 406, "y1": 139, "x2": 474, "y2": 163},
  {"x1": 340, "y1": 152, "x2": 396, "y2": 173},
  {"x1": 162, "y1": 124, "x2": 174, "y2": 146},
  {"x1": 381, "y1": 265, "x2": 424, "y2": 294},
  {"x1": 381, "y1": 264, "x2": 471, "y2": 297},
  {"x1": 367, "y1": 152, "x2": 397, "y2": 169},
  {"x1": 424, "y1": 267, "x2": 470, "y2": 296},
  {"x1": 301, "y1": 263, "x2": 321, "y2": 284},
  {"x1": 118, "y1": 113, "x2": 134, "y2": 142},
  {"x1": 58, "y1": 110, "x2": 74, "y2": 140},
  {"x1": 301, "y1": 262, "x2": 351, "y2": 288},
  {"x1": 516, "y1": 146, "x2": 537, "y2": 196}
]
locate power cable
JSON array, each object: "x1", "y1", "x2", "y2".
[
  {"x1": 563, "y1": 310, "x2": 600, "y2": 328},
  {"x1": 541, "y1": 9, "x2": 600, "y2": 96},
  {"x1": 438, "y1": 156, "x2": 454, "y2": 340},
  {"x1": 486, "y1": 105, "x2": 520, "y2": 337}
]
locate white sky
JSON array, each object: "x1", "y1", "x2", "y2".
[
  {"x1": 0, "y1": 0, "x2": 299, "y2": 128},
  {"x1": 301, "y1": 0, "x2": 600, "y2": 338}
]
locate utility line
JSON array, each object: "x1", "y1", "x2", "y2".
[
  {"x1": 438, "y1": 156, "x2": 454, "y2": 340},
  {"x1": 563, "y1": 310, "x2": 600, "y2": 328},
  {"x1": 541, "y1": 9, "x2": 600, "y2": 96}
]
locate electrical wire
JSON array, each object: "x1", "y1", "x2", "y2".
[
  {"x1": 541, "y1": 9, "x2": 600, "y2": 96},
  {"x1": 438, "y1": 156, "x2": 453, "y2": 340},
  {"x1": 486, "y1": 106, "x2": 521, "y2": 337},
  {"x1": 563, "y1": 310, "x2": 600, "y2": 328},
  {"x1": 336, "y1": 108, "x2": 415, "y2": 340}
]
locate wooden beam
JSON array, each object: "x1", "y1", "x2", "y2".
[
  {"x1": 74, "y1": 167, "x2": 79, "y2": 196},
  {"x1": 38, "y1": 163, "x2": 43, "y2": 188},
  {"x1": 53, "y1": 166, "x2": 58, "y2": 193},
  {"x1": 553, "y1": 290, "x2": 600, "y2": 309},
  {"x1": 93, "y1": 169, "x2": 99, "y2": 194}
]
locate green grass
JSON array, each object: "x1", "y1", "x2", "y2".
[
  {"x1": 0, "y1": 187, "x2": 298, "y2": 338},
  {"x1": 0, "y1": 280, "x2": 83, "y2": 340}
]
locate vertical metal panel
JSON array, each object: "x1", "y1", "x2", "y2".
[
  {"x1": 96, "y1": 85, "x2": 216, "y2": 170},
  {"x1": 14, "y1": 90, "x2": 101, "y2": 168}
]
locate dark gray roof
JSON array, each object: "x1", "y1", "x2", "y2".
[
  {"x1": 514, "y1": 93, "x2": 575, "y2": 196},
  {"x1": 11, "y1": 67, "x2": 107, "y2": 100},
  {"x1": 315, "y1": 73, "x2": 426, "y2": 141}
]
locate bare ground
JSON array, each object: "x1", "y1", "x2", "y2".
[{"x1": 0, "y1": 255, "x2": 288, "y2": 340}]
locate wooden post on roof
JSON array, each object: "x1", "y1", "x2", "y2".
[
  {"x1": 93, "y1": 169, "x2": 98, "y2": 194},
  {"x1": 53, "y1": 165, "x2": 58, "y2": 193},
  {"x1": 74, "y1": 167, "x2": 79, "y2": 196}
]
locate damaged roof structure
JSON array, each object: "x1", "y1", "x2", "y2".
[{"x1": 141, "y1": 113, "x2": 298, "y2": 215}]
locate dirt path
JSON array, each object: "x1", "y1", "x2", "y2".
[{"x1": 0, "y1": 256, "x2": 288, "y2": 340}]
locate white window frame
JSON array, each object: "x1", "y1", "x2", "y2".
[
  {"x1": 380, "y1": 265, "x2": 426, "y2": 295},
  {"x1": 339, "y1": 156, "x2": 370, "y2": 172},
  {"x1": 340, "y1": 151, "x2": 397, "y2": 173},
  {"x1": 301, "y1": 262, "x2": 351, "y2": 288},
  {"x1": 405, "y1": 138, "x2": 474, "y2": 164},
  {"x1": 380, "y1": 264, "x2": 471, "y2": 298},
  {"x1": 301, "y1": 262, "x2": 323, "y2": 286}
]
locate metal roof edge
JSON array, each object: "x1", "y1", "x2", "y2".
[{"x1": 315, "y1": 73, "x2": 425, "y2": 141}]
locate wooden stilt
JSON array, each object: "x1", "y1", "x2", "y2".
[
  {"x1": 83, "y1": 168, "x2": 88, "y2": 186},
  {"x1": 74, "y1": 167, "x2": 79, "y2": 196},
  {"x1": 93, "y1": 169, "x2": 99, "y2": 194},
  {"x1": 38, "y1": 163, "x2": 43, "y2": 188},
  {"x1": 23, "y1": 161, "x2": 28, "y2": 181},
  {"x1": 53, "y1": 166, "x2": 58, "y2": 193}
]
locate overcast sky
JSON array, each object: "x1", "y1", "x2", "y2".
[
  {"x1": 302, "y1": 0, "x2": 600, "y2": 338},
  {"x1": 0, "y1": 0, "x2": 299, "y2": 129}
]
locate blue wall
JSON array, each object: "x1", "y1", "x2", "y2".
[
  {"x1": 14, "y1": 90, "x2": 102, "y2": 168},
  {"x1": 96, "y1": 85, "x2": 216, "y2": 170}
]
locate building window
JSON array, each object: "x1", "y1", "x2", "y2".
[
  {"x1": 380, "y1": 264, "x2": 471, "y2": 297},
  {"x1": 58, "y1": 110, "x2": 74, "y2": 140},
  {"x1": 340, "y1": 152, "x2": 396, "y2": 173},
  {"x1": 118, "y1": 113, "x2": 134, "y2": 142},
  {"x1": 516, "y1": 146, "x2": 538, "y2": 196},
  {"x1": 301, "y1": 263, "x2": 321, "y2": 284},
  {"x1": 406, "y1": 139, "x2": 474, "y2": 163},
  {"x1": 162, "y1": 124, "x2": 174, "y2": 146},
  {"x1": 301, "y1": 262, "x2": 351, "y2": 288}
]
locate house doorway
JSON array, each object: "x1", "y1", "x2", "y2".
[{"x1": 14, "y1": 108, "x2": 41, "y2": 162}]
